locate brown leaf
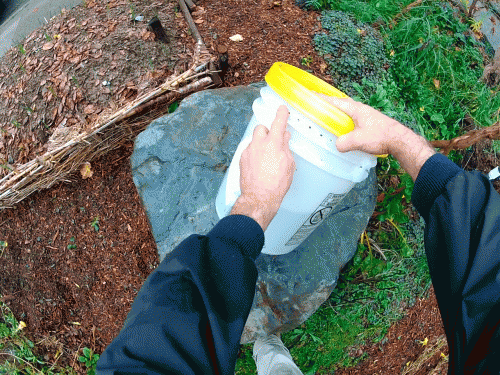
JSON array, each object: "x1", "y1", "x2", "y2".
[
  {"x1": 66, "y1": 97, "x2": 75, "y2": 111},
  {"x1": 83, "y1": 104, "x2": 95, "y2": 114},
  {"x1": 194, "y1": 19, "x2": 204, "y2": 24},
  {"x1": 58, "y1": 99, "x2": 65, "y2": 116},
  {"x1": 140, "y1": 30, "x2": 155, "y2": 41},
  {"x1": 80, "y1": 162, "x2": 93, "y2": 179},
  {"x1": 42, "y1": 41, "x2": 55, "y2": 50},
  {"x1": 69, "y1": 55, "x2": 81, "y2": 64},
  {"x1": 433, "y1": 78, "x2": 440, "y2": 90}
]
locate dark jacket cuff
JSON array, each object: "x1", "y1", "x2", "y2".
[
  {"x1": 208, "y1": 214, "x2": 264, "y2": 261},
  {"x1": 411, "y1": 153, "x2": 462, "y2": 222}
]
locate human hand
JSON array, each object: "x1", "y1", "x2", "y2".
[
  {"x1": 314, "y1": 92, "x2": 436, "y2": 181},
  {"x1": 231, "y1": 105, "x2": 296, "y2": 231},
  {"x1": 314, "y1": 93, "x2": 404, "y2": 156}
]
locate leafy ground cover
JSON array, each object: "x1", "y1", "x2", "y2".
[
  {"x1": 1, "y1": 0, "x2": 500, "y2": 374},
  {"x1": 236, "y1": 0, "x2": 500, "y2": 373}
]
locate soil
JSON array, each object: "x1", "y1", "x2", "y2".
[{"x1": 1, "y1": 0, "x2": 499, "y2": 374}]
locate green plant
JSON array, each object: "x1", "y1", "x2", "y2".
[
  {"x1": 168, "y1": 100, "x2": 180, "y2": 113},
  {"x1": 313, "y1": 10, "x2": 391, "y2": 97},
  {"x1": 44, "y1": 32, "x2": 52, "y2": 41},
  {"x1": 0, "y1": 241, "x2": 7, "y2": 257},
  {"x1": 90, "y1": 217, "x2": 99, "y2": 232},
  {"x1": 78, "y1": 347, "x2": 99, "y2": 375},
  {"x1": 387, "y1": 1, "x2": 500, "y2": 143},
  {"x1": 490, "y1": 140, "x2": 500, "y2": 156},
  {"x1": 129, "y1": 2, "x2": 136, "y2": 21},
  {"x1": 17, "y1": 44, "x2": 26, "y2": 55},
  {"x1": 0, "y1": 299, "x2": 76, "y2": 374},
  {"x1": 67, "y1": 237, "x2": 77, "y2": 250},
  {"x1": 11, "y1": 120, "x2": 21, "y2": 128},
  {"x1": 47, "y1": 85, "x2": 57, "y2": 98},
  {"x1": 301, "y1": 55, "x2": 313, "y2": 67},
  {"x1": 22, "y1": 104, "x2": 34, "y2": 114},
  {"x1": 306, "y1": 0, "x2": 415, "y2": 24},
  {"x1": 470, "y1": 18, "x2": 482, "y2": 33}
]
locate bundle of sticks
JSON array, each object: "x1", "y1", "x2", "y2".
[{"x1": 0, "y1": 0, "x2": 224, "y2": 209}]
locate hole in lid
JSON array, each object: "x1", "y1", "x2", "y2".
[{"x1": 309, "y1": 126, "x2": 311, "y2": 129}]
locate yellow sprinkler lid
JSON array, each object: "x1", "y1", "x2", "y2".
[{"x1": 265, "y1": 62, "x2": 354, "y2": 137}]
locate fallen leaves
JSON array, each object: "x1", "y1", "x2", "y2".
[
  {"x1": 80, "y1": 162, "x2": 93, "y2": 179},
  {"x1": 140, "y1": 30, "x2": 156, "y2": 41},
  {"x1": 42, "y1": 41, "x2": 55, "y2": 50},
  {"x1": 229, "y1": 34, "x2": 243, "y2": 42},
  {"x1": 83, "y1": 104, "x2": 96, "y2": 115}
]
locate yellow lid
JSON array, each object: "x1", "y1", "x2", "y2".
[
  {"x1": 265, "y1": 62, "x2": 387, "y2": 158},
  {"x1": 265, "y1": 62, "x2": 354, "y2": 137}
]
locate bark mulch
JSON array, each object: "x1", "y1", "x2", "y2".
[{"x1": 1, "y1": 0, "x2": 499, "y2": 373}]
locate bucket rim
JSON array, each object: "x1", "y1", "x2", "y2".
[{"x1": 265, "y1": 62, "x2": 354, "y2": 137}]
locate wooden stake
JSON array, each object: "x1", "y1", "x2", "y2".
[
  {"x1": 184, "y1": 0, "x2": 196, "y2": 10},
  {"x1": 148, "y1": 17, "x2": 169, "y2": 43}
]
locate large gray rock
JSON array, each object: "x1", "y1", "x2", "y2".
[{"x1": 130, "y1": 82, "x2": 377, "y2": 344}]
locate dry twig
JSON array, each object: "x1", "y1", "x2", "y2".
[{"x1": 431, "y1": 122, "x2": 500, "y2": 156}]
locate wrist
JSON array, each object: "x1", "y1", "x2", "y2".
[
  {"x1": 389, "y1": 123, "x2": 436, "y2": 182},
  {"x1": 230, "y1": 194, "x2": 277, "y2": 232}
]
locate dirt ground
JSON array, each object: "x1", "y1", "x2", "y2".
[{"x1": 1, "y1": 0, "x2": 499, "y2": 373}]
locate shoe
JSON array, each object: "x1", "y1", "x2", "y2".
[{"x1": 253, "y1": 334, "x2": 303, "y2": 375}]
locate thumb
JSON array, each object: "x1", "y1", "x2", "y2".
[{"x1": 336, "y1": 133, "x2": 358, "y2": 153}]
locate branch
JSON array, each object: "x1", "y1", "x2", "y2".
[
  {"x1": 447, "y1": 0, "x2": 467, "y2": 16},
  {"x1": 178, "y1": 0, "x2": 203, "y2": 44},
  {"x1": 430, "y1": 122, "x2": 500, "y2": 155},
  {"x1": 468, "y1": 0, "x2": 480, "y2": 18}
]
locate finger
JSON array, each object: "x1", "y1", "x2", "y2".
[
  {"x1": 253, "y1": 124, "x2": 269, "y2": 141},
  {"x1": 281, "y1": 130, "x2": 291, "y2": 149},
  {"x1": 269, "y1": 105, "x2": 290, "y2": 140},
  {"x1": 336, "y1": 132, "x2": 356, "y2": 153},
  {"x1": 285, "y1": 130, "x2": 291, "y2": 142},
  {"x1": 314, "y1": 93, "x2": 357, "y2": 118}
]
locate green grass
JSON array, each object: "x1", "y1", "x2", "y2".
[
  {"x1": 236, "y1": 0, "x2": 500, "y2": 373},
  {"x1": 0, "y1": 300, "x2": 77, "y2": 374}
]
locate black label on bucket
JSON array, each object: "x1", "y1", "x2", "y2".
[{"x1": 285, "y1": 193, "x2": 347, "y2": 246}]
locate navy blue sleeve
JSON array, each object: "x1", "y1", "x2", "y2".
[
  {"x1": 95, "y1": 214, "x2": 264, "y2": 375},
  {"x1": 411, "y1": 153, "x2": 500, "y2": 374}
]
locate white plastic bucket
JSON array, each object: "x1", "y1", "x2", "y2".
[{"x1": 216, "y1": 64, "x2": 377, "y2": 255}]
